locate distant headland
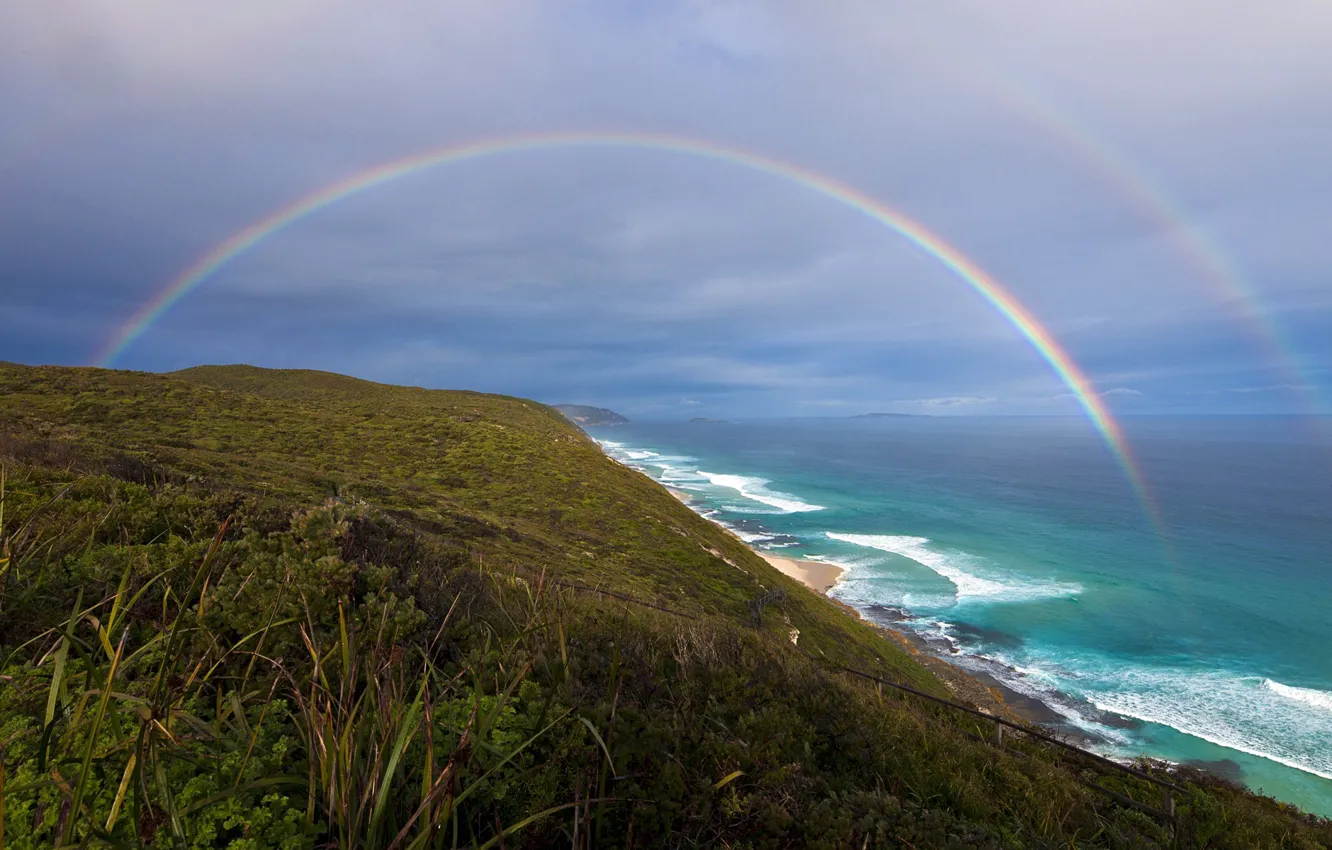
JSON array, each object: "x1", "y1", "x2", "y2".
[{"x1": 552, "y1": 404, "x2": 630, "y2": 426}]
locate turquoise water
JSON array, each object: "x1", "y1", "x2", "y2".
[{"x1": 590, "y1": 416, "x2": 1332, "y2": 816}]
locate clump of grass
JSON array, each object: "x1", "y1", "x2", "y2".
[{"x1": 0, "y1": 516, "x2": 592, "y2": 848}]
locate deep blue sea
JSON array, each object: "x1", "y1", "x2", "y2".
[{"x1": 588, "y1": 416, "x2": 1332, "y2": 816}]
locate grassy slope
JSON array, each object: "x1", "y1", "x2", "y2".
[
  {"x1": 6, "y1": 362, "x2": 934, "y2": 686},
  {"x1": 0, "y1": 362, "x2": 1327, "y2": 849}
]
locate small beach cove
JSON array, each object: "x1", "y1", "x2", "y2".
[{"x1": 667, "y1": 484, "x2": 1039, "y2": 723}]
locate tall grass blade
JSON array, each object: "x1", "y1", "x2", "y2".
[
  {"x1": 714, "y1": 770, "x2": 745, "y2": 790},
  {"x1": 44, "y1": 590, "x2": 82, "y2": 729},
  {"x1": 1, "y1": 742, "x2": 7, "y2": 850},
  {"x1": 104, "y1": 752, "x2": 135, "y2": 834},
  {"x1": 63, "y1": 626, "x2": 127, "y2": 845},
  {"x1": 578, "y1": 717, "x2": 616, "y2": 775},
  {"x1": 472, "y1": 801, "x2": 609, "y2": 850},
  {"x1": 150, "y1": 516, "x2": 230, "y2": 705},
  {"x1": 369, "y1": 696, "x2": 425, "y2": 844}
]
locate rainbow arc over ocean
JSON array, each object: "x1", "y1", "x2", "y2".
[{"x1": 93, "y1": 130, "x2": 1168, "y2": 537}]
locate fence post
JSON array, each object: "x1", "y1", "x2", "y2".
[{"x1": 993, "y1": 720, "x2": 1004, "y2": 747}]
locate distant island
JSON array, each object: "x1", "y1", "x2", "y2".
[
  {"x1": 850, "y1": 412, "x2": 922, "y2": 419},
  {"x1": 689, "y1": 417, "x2": 733, "y2": 424},
  {"x1": 552, "y1": 404, "x2": 630, "y2": 426}
]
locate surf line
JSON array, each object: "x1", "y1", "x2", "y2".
[{"x1": 92, "y1": 130, "x2": 1170, "y2": 542}]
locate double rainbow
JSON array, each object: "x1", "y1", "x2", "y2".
[{"x1": 93, "y1": 130, "x2": 1166, "y2": 534}]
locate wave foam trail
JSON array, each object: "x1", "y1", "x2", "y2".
[
  {"x1": 823, "y1": 533, "x2": 1080, "y2": 601},
  {"x1": 1265, "y1": 679, "x2": 1332, "y2": 713},
  {"x1": 1088, "y1": 669, "x2": 1332, "y2": 780},
  {"x1": 698, "y1": 471, "x2": 824, "y2": 513},
  {"x1": 728, "y1": 527, "x2": 771, "y2": 544}
]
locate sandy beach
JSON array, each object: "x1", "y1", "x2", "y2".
[
  {"x1": 665, "y1": 481, "x2": 1046, "y2": 722},
  {"x1": 668, "y1": 486, "x2": 845, "y2": 593},
  {"x1": 751, "y1": 547, "x2": 1026, "y2": 717},
  {"x1": 757, "y1": 553, "x2": 845, "y2": 593}
]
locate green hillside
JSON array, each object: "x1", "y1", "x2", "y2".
[{"x1": 0, "y1": 363, "x2": 1327, "y2": 848}]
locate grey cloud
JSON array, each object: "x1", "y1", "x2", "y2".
[
  {"x1": 1, "y1": 1, "x2": 1328, "y2": 415},
  {"x1": 1188, "y1": 384, "x2": 1317, "y2": 396}
]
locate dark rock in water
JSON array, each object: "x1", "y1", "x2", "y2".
[
  {"x1": 1090, "y1": 710, "x2": 1144, "y2": 731},
  {"x1": 730, "y1": 518, "x2": 769, "y2": 536},
  {"x1": 855, "y1": 602, "x2": 1141, "y2": 747},
  {"x1": 949, "y1": 621, "x2": 1024, "y2": 650},
  {"x1": 1184, "y1": 758, "x2": 1245, "y2": 784},
  {"x1": 865, "y1": 604, "x2": 913, "y2": 623},
  {"x1": 966, "y1": 670, "x2": 1070, "y2": 728}
]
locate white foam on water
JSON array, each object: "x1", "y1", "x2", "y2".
[
  {"x1": 597, "y1": 434, "x2": 1332, "y2": 784},
  {"x1": 648, "y1": 455, "x2": 697, "y2": 467},
  {"x1": 1264, "y1": 679, "x2": 1332, "y2": 713},
  {"x1": 724, "y1": 526, "x2": 771, "y2": 544},
  {"x1": 940, "y1": 649, "x2": 1136, "y2": 745},
  {"x1": 596, "y1": 441, "x2": 699, "y2": 480},
  {"x1": 824, "y1": 533, "x2": 1079, "y2": 602},
  {"x1": 697, "y1": 471, "x2": 824, "y2": 513},
  {"x1": 1086, "y1": 668, "x2": 1332, "y2": 780},
  {"x1": 909, "y1": 616, "x2": 960, "y2": 649},
  {"x1": 810, "y1": 552, "x2": 950, "y2": 609},
  {"x1": 805, "y1": 553, "x2": 861, "y2": 570}
]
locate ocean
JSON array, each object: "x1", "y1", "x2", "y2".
[{"x1": 588, "y1": 415, "x2": 1332, "y2": 816}]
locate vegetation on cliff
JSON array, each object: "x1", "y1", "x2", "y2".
[
  {"x1": 0, "y1": 363, "x2": 1327, "y2": 848},
  {"x1": 551, "y1": 405, "x2": 630, "y2": 427}
]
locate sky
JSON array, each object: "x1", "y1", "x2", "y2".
[{"x1": 2, "y1": 0, "x2": 1330, "y2": 418}]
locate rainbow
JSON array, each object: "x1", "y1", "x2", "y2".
[
  {"x1": 10, "y1": 41, "x2": 1315, "y2": 416},
  {"x1": 945, "y1": 60, "x2": 1326, "y2": 415},
  {"x1": 92, "y1": 130, "x2": 1167, "y2": 531}
]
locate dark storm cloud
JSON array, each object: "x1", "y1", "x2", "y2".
[{"x1": 2, "y1": 0, "x2": 1329, "y2": 415}]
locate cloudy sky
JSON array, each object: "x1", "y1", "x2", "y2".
[{"x1": 3, "y1": 0, "x2": 1330, "y2": 417}]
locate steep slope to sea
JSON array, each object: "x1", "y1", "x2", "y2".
[
  {"x1": 2, "y1": 364, "x2": 1328, "y2": 846},
  {"x1": 592, "y1": 415, "x2": 1332, "y2": 816}
]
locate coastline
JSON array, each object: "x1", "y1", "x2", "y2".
[
  {"x1": 611, "y1": 440, "x2": 1332, "y2": 814},
  {"x1": 667, "y1": 485, "x2": 1035, "y2": 722}
]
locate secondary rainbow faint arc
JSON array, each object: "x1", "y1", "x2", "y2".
[
  {"x1": 94, "y1": 130, "x2": 1165, "y2": 528},
  {"x1": 988, "y1": 83, "x2": 1325, "y2": 412}
]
